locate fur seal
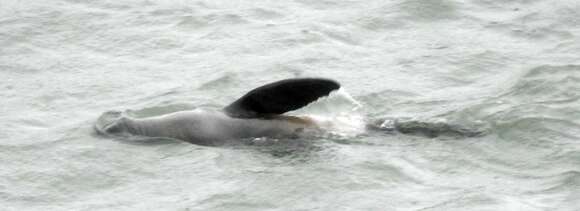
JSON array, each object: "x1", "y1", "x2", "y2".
[
  {"x1": 95, "y1": 78, "x2": 488, "y2": 145},
  {"x1": 96, "y1": 78, "x2": 341, "y2": 145}
]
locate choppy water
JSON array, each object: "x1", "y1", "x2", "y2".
[{"x1": 2, "y1": 0, "x2": 580, "y2": 210}]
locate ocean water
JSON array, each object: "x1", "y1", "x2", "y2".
[{"x1": 1, "y1": 0, "x2": 579, "y2": 210}]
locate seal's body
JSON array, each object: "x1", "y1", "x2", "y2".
[
  {"x1": 97, "y1": 78, "x2": 337, "y2": 145},
  {"x1": 101, "y1": 109, "x2": 318, "y2": 144}
]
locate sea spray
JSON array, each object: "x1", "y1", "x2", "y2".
[{"x1": 290, "y1": 88, "x2": 366, "y2": 138}]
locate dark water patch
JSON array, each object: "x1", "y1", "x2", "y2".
[
  {"x1": 487, "y1": 21, "x2": 574, "y2": 41},
  {"x1": 527, "y1": 170, "x2": 580, "y2": 193},
  {"x1": 269, "y1": 63, "x2": 305, "y2": 77},
  {"x1": 176, "y1": 15, "x2": 210, "y2": 30},
  {"x1": 177, "y1": 12, "x2": 251, "y2": 29},
  {"x1": 213, "y1": 13, "x2": 250, "y2": 25},
  {"x1": 194, "y1": 73, "x2": 256, "y2": 104},
  {"x1": 417, "y1": 191, "x2": 501, "y2": 211},
  {"x1": 199, "y1": 196, "x2": 278, "y2": 211},
  {"x1": 321, "y1": 29, "x2": 360, "y2": 46},
  {"x1": 248, "y1": 8, "x2": 286, "y2": 20},
  {"x1": 369, "y1": 117, "x2": 489, "y2": 138},
  {"x1": 397, "y1": 0, "x2": 459, "y2": 21},
  {"x1": 300, "y1": 23, "x2": 364, "y2": 46},
  {"x1": 144, "y1": 36, "x2": 185, "y2": 50},
  {"x1": 268, "y1": 28, "x2": 326, "y2": 48},
  {"x1": 197, "y1": 73, "x2": 241, "y2": 91},
  {"x1": 63, "y1": 0, "x2": 145, "y2": 11},
  {"x1": 225, "y1": 138, "x2": 332, "y2": 165},
  {"x1": 294, "y1": 0, "x2": 359, "y2": 10},
  {"x1": 496, "y1": 116, "x2": 580, "y2": 141},
  {"x1": 148, "y1": 7, "x2": 194, "y2": 17},
  {"x1": 354, "y1": 8, "x2": 408, "y2": 31},
  {"x1": 505, "y1": 65, "x2": 580, "y2": 104}
]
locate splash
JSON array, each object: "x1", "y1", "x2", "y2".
[{"x1": 291, "y1": 88, "x2": 366, "y2": 138}]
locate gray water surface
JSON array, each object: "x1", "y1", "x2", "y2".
[{"x1": 1, "y1": 0, "x2": 579, "y2": 210}]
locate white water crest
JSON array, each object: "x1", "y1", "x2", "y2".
[{"x1": 290, "y1": 88, "x2": 367, "y2": 138}]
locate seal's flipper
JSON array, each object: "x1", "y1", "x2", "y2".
[{"x1": 224, "y1": 78, "x2": 340, "y2": 118}]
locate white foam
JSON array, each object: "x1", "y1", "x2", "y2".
[{"x1": 290, "y1": 88, "x2": 366, "y2": 138}]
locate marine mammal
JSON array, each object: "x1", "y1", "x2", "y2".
[
  {"x1": 96, "y1": 78, "x2": 488, "y2": 145},
  {"x1": 96, "y1": 78, "x2": 340, "y2": 145}
]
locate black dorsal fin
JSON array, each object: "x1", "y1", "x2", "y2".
[{"x1": 224, "y1": 78, "x2": 340, "y2": 118}]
